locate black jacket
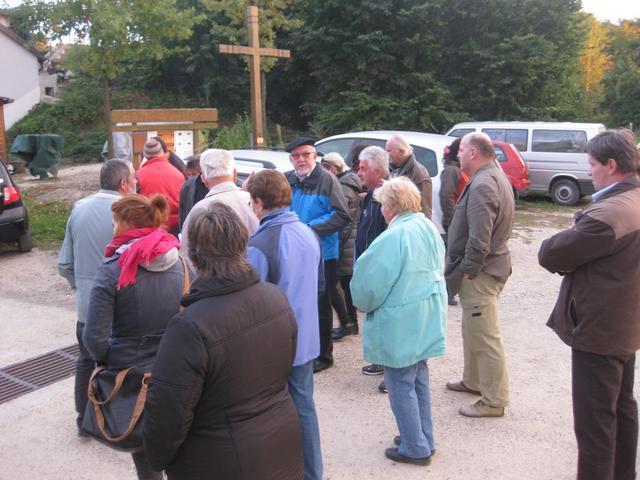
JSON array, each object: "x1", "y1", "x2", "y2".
[
  {"x1": 337, "y1": 170, "x2": 362, "y2": 275},
  {"x1": 143, "y1": 269, "x2": 303, "y2": 480},
  {"x1": 178, "y1": 175, "x2": 208, "y2": 233},
  {"x1": 355, "y1": 188, "x2": 387, "y2": 260}
]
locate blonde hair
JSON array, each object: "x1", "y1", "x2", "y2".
[{"x1": 373, "y1": 177, "x2": 421, "y2": 215}]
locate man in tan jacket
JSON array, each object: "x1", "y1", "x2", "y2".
[{"x1": 444, "y1": 132, "x2": 514, "y2": 418}]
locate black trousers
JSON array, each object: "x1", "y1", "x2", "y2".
[
  {"x1": 317, "y1": 259, "x2": 337, "y2": 363},
  {"x1": 75, "y1": 322, "x2": 95, "y2": 429},
  {"x1": 572, "y1": 348, "x2": 638, "y2": 480},
  {"x1": 339, "y1": 274, "x2": 357, "y2": 324},
  {"x1": 131, "y1": 451, "x2": 163, "y2": 480},
  {"x1": 331, "y1": 274, "x2": 357, "y2": 326}
]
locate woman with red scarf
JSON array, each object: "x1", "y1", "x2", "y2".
[{"x1": 84, "y1": 193, "x2": 186, "y2": 480}]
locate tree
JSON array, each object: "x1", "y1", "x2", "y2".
[
  {"x1": 2, "y1": 2, "x2": 50, "y2": 50},
  {"x1": 435, "y1": 0, "x2": 584, "y2": 122},
  {"x1": 577, "y1": 15, "x2": 610, "y2": 118},
  {"x1": 279, "y1": 0, "x2": 454, "y2": 134},
  {"x1": 601, "y1": 20, "x2": 640, "y2": 128},
  {"x1": 274, "y1": 0, "x2": 586, "y2": 135},
  {"x1": 28, "y1": 0, "x2": 197, "y2": 156}
]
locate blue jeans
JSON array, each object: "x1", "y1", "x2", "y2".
[
  {"x1": 384, "y1": 360, "x2": 435, "y2": 458},
  {"x1": 289, "y1": 361, "x2": 323, "y2": 480}
]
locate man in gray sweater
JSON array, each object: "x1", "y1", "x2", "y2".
[
  {"x1": 58, "y1": 159, "x2": 136, "y2": 434},
  {"x1": 444, "y1": 132, "x2": 514, "y2": 418}
]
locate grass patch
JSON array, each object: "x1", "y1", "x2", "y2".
[{"x1": 22, "y1": 190, "x2": 70, "y2": 250}]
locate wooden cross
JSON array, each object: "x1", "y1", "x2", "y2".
[{"x1": 218, "y1": 5, "x2": 291, "y2": 147}]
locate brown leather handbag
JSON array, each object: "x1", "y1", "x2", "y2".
[{"x1": 81, "y1": 366, "x2": 150, "y2": 451}]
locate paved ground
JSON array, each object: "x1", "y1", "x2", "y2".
[{"x1": 0, "y1": 166, "x2": 637, "y2": 478}]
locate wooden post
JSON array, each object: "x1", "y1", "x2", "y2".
[{"x1": 218, "y1": 6, "x2": 290, "y2": 147}]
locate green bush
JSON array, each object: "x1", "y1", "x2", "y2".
[
  {"x1": 8, "y1": 77, "x2": 105, "y2": 162},
  {"x1": 214, "y1": 115, "x2": 252, "y2": 150}
]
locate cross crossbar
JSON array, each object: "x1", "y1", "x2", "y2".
[{"x1": 218, "y1": 44, "x2": 290, "y2": 59}]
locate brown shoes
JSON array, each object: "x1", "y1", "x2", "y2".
[
  {"x1": 459, "y1": 399, "x2": 504, "y2": 418},
  {"x1": 446, "y1": 380, "x2": 481, "y2": 395}
]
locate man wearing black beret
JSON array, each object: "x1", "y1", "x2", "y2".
[{"x1": 284, "y1": 137, "x2": 351, "y2": 374}]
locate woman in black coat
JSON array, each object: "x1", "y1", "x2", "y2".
[
  {"x1": 143, "y1": 202, "x2": 303, "y2": 480},
  {"x1": 84, "y1": 194, "x2": 186, "y2": 480}
]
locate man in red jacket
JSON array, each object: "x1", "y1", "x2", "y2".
[
  {"x1": 539, "y1": 129, "x2": 640, "y2": 480},
  {"x1": 137, "y1": 138, "x2": 185, "y2": 235}
]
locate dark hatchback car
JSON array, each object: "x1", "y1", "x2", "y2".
[{"x1": 0, "y1": 160, "x2": 32, "y2": 252}]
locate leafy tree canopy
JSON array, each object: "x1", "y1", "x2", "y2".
[{"x1": 266, "y1": 0, "x2": 586, "y2": 134}]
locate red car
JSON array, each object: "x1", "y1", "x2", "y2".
[{"x1": 493, "y1": 140, "x2": 530, "y2": 198}]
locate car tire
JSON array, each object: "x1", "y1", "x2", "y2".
[
  {"x1": 551, "y1": 179, "x2": 580, "y2": 206},
  {"x1": 17, "y1": 231, "x2": 33, "y2": 253}
]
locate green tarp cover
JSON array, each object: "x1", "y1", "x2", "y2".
[{"x1": 11, "y1": 134, "x2": 63, "y2": 178}]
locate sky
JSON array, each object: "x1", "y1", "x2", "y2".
[
  {"x1": 581, "y1": 0, "x2": 640, "y2": 23},
  {"x1": 1, "y1": 0, "x2": 640, "y2": 24}
]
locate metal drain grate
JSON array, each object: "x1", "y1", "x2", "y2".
[{"x1": 0, "y1": 344, "x2": 79, "y2": 405}]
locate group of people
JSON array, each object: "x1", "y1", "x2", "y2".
[{"x1": 56, "y1": 128, "x2": 640, "y2": 480}]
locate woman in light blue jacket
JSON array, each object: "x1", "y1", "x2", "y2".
[{"x1": 351, "y1": 177, "x2": 447, "y2": 467}]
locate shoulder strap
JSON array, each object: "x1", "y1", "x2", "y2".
[{"x1": 179, "y1": 256, "x2": 190, "y2": 312}]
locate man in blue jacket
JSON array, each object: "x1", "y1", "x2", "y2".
[
  {"x1": 285, "y1": 137, "x2": 351, "y2": 373},
  {"x1": 246, "y1": 169, "x2": 325, "y2": 480}
]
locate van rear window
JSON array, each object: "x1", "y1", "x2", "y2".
[
  {"x1": 481, "y1": 129, "x2": 528, "y2": 151},
  {"x1": 532, "y1": 130, "x2": 587, "y2": 153}
]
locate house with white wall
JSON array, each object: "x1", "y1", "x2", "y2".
[{"x1": 0, "y1": 16, "x2": 41, "y2": 129}]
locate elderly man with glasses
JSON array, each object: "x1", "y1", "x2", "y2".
[{"x1": 284, "y1": 137, "x2": 351, "y2": 373}]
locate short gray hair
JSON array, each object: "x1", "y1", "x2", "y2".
[
  {"x1": 100, "y1": 159, "x2": 132, "y2": 191},
  {"x1": 387, "y1": 134, "x2": 413, "y2": 156},
  {"x1": 359, "y1": 146, "x2": 389, "y2": 177},
  {"x1": 200, "y1": 149, "x2": 235, "y2": 180}
]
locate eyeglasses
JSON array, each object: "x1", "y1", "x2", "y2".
[{"x1": 290, "y1": 152, "x2": 315, "y2": 160}]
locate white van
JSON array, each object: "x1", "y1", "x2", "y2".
[{"x1": 445, "y1": 122, "x2": 605, "y2": 205}]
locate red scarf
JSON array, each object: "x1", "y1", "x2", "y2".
[{"x1": 104, "y1": 227, "x2": 180, "y2": 289}]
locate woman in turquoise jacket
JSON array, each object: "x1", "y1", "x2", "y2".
[{"x1": 351, "y1": 177, "x2": 447, "y2": 466}]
